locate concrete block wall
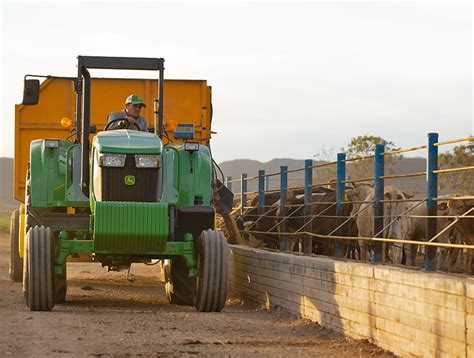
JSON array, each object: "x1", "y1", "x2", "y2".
[{"x1": 228, "y1": 245, "x2": 474, "y2": 357}]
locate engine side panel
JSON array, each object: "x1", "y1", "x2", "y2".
[
  {"x1": 29, "y1": 140, "x2": 89, "y2": 209},
  {"x1": 161, "y1": 144, "x2": 212, "y2": 208}
]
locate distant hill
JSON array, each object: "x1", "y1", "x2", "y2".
[{"x1": 0, "y1": 157, "x2": 17, "y2": 209}]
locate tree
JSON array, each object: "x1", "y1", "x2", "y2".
[
  {"x1": 312, "y1": 146, "x2": 337, "y2": 186},
  {"x1": 343, "y1": 135, "x2": 400, "y2": 180},
  {"x1": 438, "y1": 142, "x2": 474, "y2": 195}
]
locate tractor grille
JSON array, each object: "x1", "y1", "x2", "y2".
[
  {"x1": 94, "y1": 201, "x2": 169, "y2": 254},
  {"x1": 101, "y1": 155, "x2": 159, "y2": 202}
]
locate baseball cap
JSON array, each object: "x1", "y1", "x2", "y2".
[{"x1": 125, "y1": 94, "x2": 146, "y2": 107}]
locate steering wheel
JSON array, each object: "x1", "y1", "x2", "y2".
[{"x1": 104, "y1": 118, "x2": 140, "y2": 131}]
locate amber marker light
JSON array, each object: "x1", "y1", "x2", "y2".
[
  {"x1": 167, "y1": 119, "x2": 177, "y2": 130},
  {"x1": 61, "y1": 117, "x2": 73, "y2": 128}
]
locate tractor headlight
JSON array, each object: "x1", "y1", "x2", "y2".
[
  {"x1": 135, "y1": 155, "x2": 160, "y2": 168},
  {"x1": 99, "y1": 154, "x2": 126, "y2": 167},
  {"x1": 45, "y1": 140, "x2": 59, "y2": 149},
  {"x1": 184, "y1": 142, "x2": 200, "y2": 152}
]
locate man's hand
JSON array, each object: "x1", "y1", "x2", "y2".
[{"x1": 126, "y1": 116, "x2": 138, "y2": 126}]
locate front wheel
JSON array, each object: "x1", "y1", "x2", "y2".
[
  {"x1": 194, "y1": 229, "x2": 228, "y2": 312},
  {"x1": 24, "y1": 226, "x2": 55, "y2": 311}
]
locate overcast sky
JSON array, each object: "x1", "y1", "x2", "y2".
[{"x1": 1, "y1": 1, "x2": 472, "y2": 163}]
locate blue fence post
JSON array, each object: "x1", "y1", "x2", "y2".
[
  {"x1": 265, "y1": 175, "x2": 270, "y2": 192},
  {"x1": 240, "y1": 173, "x2": 247, "y2": 215},
  {"x1": 279, "y1": 166, "x2": 288, "y2": 251},
  {"x1": 425, "y1": 132, "x2": 439, "y2": 271},
  {"x1": 335, "y1": 153, "x2": 346, "y2": 258},
  {"x1": 373, "y1": 144, "x2": 385, "y2": 263},
  {"x1": 304, "y1": 159, "x2": 313, "y2": 254},
  {"x1": 226, "y1": 176, "x2": 232, "y2": 191},
  {"x1": 258, "y1": 170, "x2": 265, "y2": 216}
]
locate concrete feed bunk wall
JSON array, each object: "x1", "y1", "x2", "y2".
[{"x1": 228, "y1": 245, "x2": 474, "y2": 357}]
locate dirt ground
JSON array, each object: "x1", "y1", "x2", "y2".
[{"x1": 0, "y1": 233, "x2": 392, "y2": 357}]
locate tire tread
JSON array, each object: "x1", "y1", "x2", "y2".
[
  {"x1": 194, "y1": 229, "x2": 228, "y2": 312},
  {"x1": 25, "y1": 226, "x2": 55, "y2": 311}
]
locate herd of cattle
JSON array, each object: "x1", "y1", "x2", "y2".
[{"x1": 221, "y1": 183, "x2": 474, "y2": 274}]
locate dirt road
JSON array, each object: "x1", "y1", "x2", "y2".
[{"x1": 0, "y1": 233, "x2": 390, "y2": 356}]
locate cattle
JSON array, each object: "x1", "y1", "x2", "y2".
[
  {"x1": 403, "y1": 201, "x2": 450, "y2": 267},
  {"x1": 236, "y1": 191, "x2": 281, "y2": 231},
  {"x1": 237, "y1": 191, "x2": 287, "y2": 248},
  {"x1": 278, "y1": 189, "x2": 358, "y2": 257},
  {"x1": 346, "y1": 184, "x2": 410, "y2": 263},
  {"x1": 446, "y1": 199, "x2": 474, "y2": 273},
  {"x1": 236, "y1": 190, "x2": 299, "y2": 248},
  {"x1": 237, "y1": 187, "x2": 335, "y2": 249},
  {"x1": 437, "y1": 226, "x2": 464, "y2": 273}
]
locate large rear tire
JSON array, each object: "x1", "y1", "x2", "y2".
[
  {"x1": 9, "y1": 209, "x2": 23, "y2": 282},
  {"x1": 194, "y1": 229, "x2": 228, "y2": 312},
  {"x1": 24, "y1": 226, "x2": 55, "y2": 311},
  {"x1": 163, "y1": 257, "x2": 195, "y2": 306}
]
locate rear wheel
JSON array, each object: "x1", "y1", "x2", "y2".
[
  {"x1": 24, "y1": 226, "x2": 55, "y2": 311},
  {"x1": 163, "y1": 257, "x2": 194, "y2": 306},
  {"x1": 193, "y1": 229, "x2": 228, "y2": 312},
  {"x1": 9, "y1": 209, "x2": 23, "y2": 282}
]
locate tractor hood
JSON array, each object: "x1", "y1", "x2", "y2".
[{"x1": 93, "y1": 130, "x2": 162, "y2": 154}]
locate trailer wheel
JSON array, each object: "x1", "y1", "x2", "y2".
[
  {"x1": 55, "y1": 264, "x2": 67, "y2": 303},
  {"x1": 24, "y1": 226, "x2": 55, "y2": 311},
  {"x1": 163, "y1": 257, "x2": 194, "y2": 306},
  {"x1": 194, "y1": 229, "x2": 228, "y2": 312},
  {"x1": 9, "y1": 209, "x2": 23, "y2": 282}
]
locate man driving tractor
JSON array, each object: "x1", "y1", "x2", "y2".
[{"x1": 105, "y1": 94, "x2": 148, "y2": 131}]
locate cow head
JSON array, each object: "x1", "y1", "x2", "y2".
[
  {"x1": 447, "y1": 199, "x2": 474, "y2": 216},
  {"x1": 384, "y1": 185, "x2": 406, "y2": 202},
  {"x1": 353, "y1": 182, "x2": 374, "y2": 188},
  {"x1": 347, "y1": 184, "x2": 374, "y2": 203},
  {"x1": 384, "y1": 186, "x2": 409, "y2": 240}
]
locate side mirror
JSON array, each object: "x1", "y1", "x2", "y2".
[
  {"x1": 22, "y1": 79, "x2": 40, "y2": 105},
  {"x1": 89, "y1": 125, "x2": 97, "y2": 134}
]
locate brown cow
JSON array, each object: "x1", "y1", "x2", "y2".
[
  {"x1": 278, "y1": 189, "x2": 358, "y2": 257},
  {"x1": 239, "y1": 192, "x2": 281, "y2": 248},
  {"x1": 238, "y1": 187, "x2": 335, "y2": 249},
  {"x1": 404, "y1": 201, "x2": 450, "y2": 267},
  {"x1": 447, "y1": 199, "x2": 474, "y2": 273}
]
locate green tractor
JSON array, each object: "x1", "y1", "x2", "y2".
[{"x1": 17, "y1": 56, "x2": 232, "y2": 312}]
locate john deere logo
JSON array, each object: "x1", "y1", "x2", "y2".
[{"x1": 124, "y1": 175, "x2": 135, "y2": 186}]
